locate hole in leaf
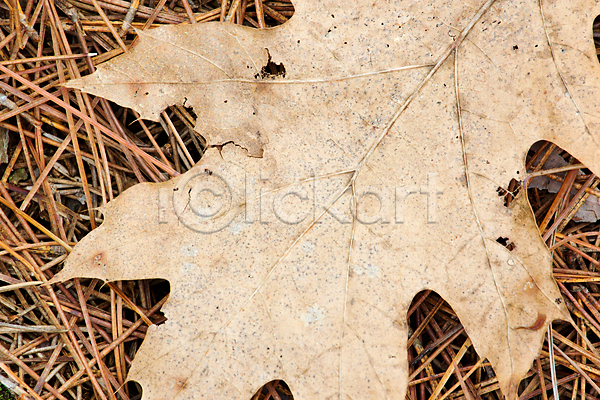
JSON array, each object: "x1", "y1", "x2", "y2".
[
  {"x1": 127, "y1": 381, "x2": 143, "y2": 400},
  {"x1": 496, "y1": 236, "x2": 515, "y2": 251},
  {"x1": 496, "y1": 236, "x2": 509, "y2": 246},
  {"x1": 256, "y1": 49, "x2": 287, "y2": 79},
  {"x1": 497, "y1": 178, "x2": 521, "y2": 207},
  {"x1": 251, "y1": 379, "x2": 294, "y2": 400}
]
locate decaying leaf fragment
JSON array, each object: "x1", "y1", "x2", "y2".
[{"x1": 55, "y1": 0, "x2": 600, "y2": 398}]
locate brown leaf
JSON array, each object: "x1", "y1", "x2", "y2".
[{"x1": 55, "y1": 0, "x2": 600, "y2": 398}]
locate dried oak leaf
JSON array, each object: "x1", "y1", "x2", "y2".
[{"x1": 55, "y1": 0, "x2": 600, "y2": 398}]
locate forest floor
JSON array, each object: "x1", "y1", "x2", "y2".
[{"x1": 1, "y1": 1, "x2": 600, "y2": 399}]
